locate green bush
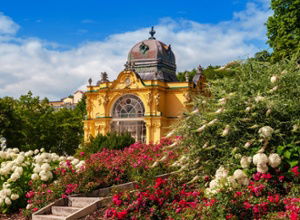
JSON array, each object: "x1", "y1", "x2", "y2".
[
  {"x1": 203, "y1": 65, "x2": 236, "y2": 80},
  {"x1": 0, "y1": 92, "x2": 85, "y2": 155},
  {"x1": 76, "y1": 132, "x2": 135, "y2": 157},
  {"x1": 174, "y1": 56, "x2": 300, "y2": 178}
]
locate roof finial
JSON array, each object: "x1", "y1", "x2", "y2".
[{"x1": 149, "y1": 26, "x2": 156, "y2": 40}]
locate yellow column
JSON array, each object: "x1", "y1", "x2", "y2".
[{"x1": 145, "y1": 119, "x2": 152, "y2": 144}]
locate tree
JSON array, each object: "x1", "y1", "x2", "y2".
[
  {"x1": 266, "y1": 0, "x2": 300, "y2": 61},
  {"x1": 0, "y1": 97, "x2": 23, "y2": 147},
  {"x1": 253, "y1": 50, "x2": 272, "y2": 62},
  {"x1": 0, "y1": 92, "x2": 85, "y2": 155},
  {"x1": 177, "y1": 69, "x2": 197, "y2": 82}
]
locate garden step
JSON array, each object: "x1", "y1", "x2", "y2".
[
  {"x1": 32, "y1": 214, "x2": 66, "y2": 220},
  {"x1": 68, "y1": 197, "x2": 101, "y2": 208},
  {"x1": 51, "y1": 206, "x2": 81, "y2": 216}
]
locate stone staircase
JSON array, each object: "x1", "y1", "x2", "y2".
[
  {"x1": 32, "y1": 174, "x2": 171, "y2": 220},
  {"x1": 32, "y1": 196, "x2": 111, "y2": 220},
  {"x1": 31, "y1": 181, "x2": 137, "y2": 220}
]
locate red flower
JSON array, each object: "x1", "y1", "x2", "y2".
[
  {"x1": 253, "y1": 172, "x2": 262, "y2": 181},
  {"x1": 291, "y1": 166, "x2": 299, "y2": 176},
  {"x1": 234, "y1": 191, "x2": 243, "y2": 197},
  {"x1": 204, "y1": 175, "x2": 210, "y2": 182},
  {"x1": 65, "y1": 184, "x2": 78, "y2": 194},
  {"x1": 25, "y1": 191, "x2": 35, "y2": 198},
  {"x1": 290, "y1": 212, "x2": 299, "y2": 220},
  {"x1": 61, "y1": 194, "x2": 67, "y2": 199},
  {"x1": 112, "y1": 195, "x2": 122, "y2": 206},
  {"x1": 154, "y1": 178, "x2": 167, "y2": 189},
  {"x1": 116, "y1": 209, "x2": 128, "y2": 219},
  {"x1": 226, "y1": 214, "x2": 234, "y2": 219},
  {"x1": 268, "y1": 194, "x2": 280, "y2": 203},
  {"x1": 32, "y1": 207, "x2": 39, "y2": 212},
  {"x1": 104, "y1": 208, "x2": 117, "y2": 218},
  {"x1": 262, "y1": 173, "x2": 272, "y2": 179},
  {"x1": 243, "y1": 201, "x2": 252, "y2": 209}
]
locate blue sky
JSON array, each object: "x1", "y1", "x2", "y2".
[
  {"x1": 0, "y1": 0, "x2": 271, "y2": 99},
  {"x1": 1, "y1": 0, "x2": 251, "y2": 47}
]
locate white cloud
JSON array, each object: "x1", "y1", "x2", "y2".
[
  {"x1": 0, "y1": 0, "x2": 271, "y2": 100},
  {"x1": 0, "y1": 12, "x2": 19, "y2": 35}
]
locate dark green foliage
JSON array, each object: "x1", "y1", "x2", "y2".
[
  {"x1": 176, "y1": 56, "x2": 300, "y2": 177},
  {"x1": 177, "y1": 65, "x2": 237, "y2": 82},
  {"x1": 203, "y1": 65, "x2": 236, "y2": 80},
  {"x1": 76, "y1": 132, "x2": 135, "y2": 157},
  {"x1": 267, "y1": 0, "x2": 300, "y2": 61},
  {"x1": 0, "y1": 97, "x2": 23, "y2": 146},
  {"x1": 277, "y1": 143, "x2": 300, "y2": 169},
  {"x1": 252, "y1": 50, "x2": 272, "y2": 62},
  {"x1": 177, "y1": 69, "x2": 197, "y2": 82},
  {"x1": 0, "y1": 91, "x2": 84, "y2": 155},
  {"x1": 74, "y1": 95, "x2": 87, "y2": 117}
]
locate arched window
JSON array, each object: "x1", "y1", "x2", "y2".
[
  {"x1": 112, "y1": 94, "x2": 144, "y2": 118},
  {"x1": 111, "y1": 94, "x2": 146, "y2": 143}
]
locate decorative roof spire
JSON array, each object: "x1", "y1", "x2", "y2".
[{"x1": 148, "y1": 26, "x2": 156, "y2": 40}]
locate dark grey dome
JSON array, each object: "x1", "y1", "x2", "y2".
[{"x1": 127, "y1": 27, "x2": 177, "y2": 82}]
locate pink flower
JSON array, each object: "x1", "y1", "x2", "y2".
[
  {"x1": 175, "y1": 208, "x2": 182, "y2": 213},
  {"x1": 65, "y1": 184, "x2": 78, "y2": 194},
  {"x1": 32, "y1": 207, "x2": 39, "y2": 212},
  {"x1": 253, "y1": 172, "x2": 262, "y2": 181},
  {"x1": 61, "y1": 194, "x2": 67, "y2": 199},
  {"x1": 80, "y1": 152, "x2": 85, "y2": 156},
  {"x1": 104, "y1": 208, "x2": 116, "y2": 218},
  {"x1": 25, "y1": 191, "x2": 35, "y2": 198}
]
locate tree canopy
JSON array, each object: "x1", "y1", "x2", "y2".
[
  {"x1": 0, "y1": 92, "x2": 85, "y2": 155},
  {"x1": 267, "y1": 0, "x2": 300, "y2": 61}
]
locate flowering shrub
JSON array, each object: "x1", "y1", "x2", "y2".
[
  {"x1": 25, "y1": 140, "x2": 178, "y2": 216},
  {"x1": 102, "y1": 166, "x2": 299, "y2": 219},
  {"x1": 203, "y1": 167, "x2": 300, "y2": 219},
  {"x1": 176, "y1": 58, "x2": 300, "y2": 179},
  {"x1": 103, "y1": 177, "x2": 205, "y2": 219},
  {"x1": 0, "y1": 143, "x2": 84, "y2": 213}
]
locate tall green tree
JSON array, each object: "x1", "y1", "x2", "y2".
[
  {"x1": 0, "y1": 92, "x2": 85, "y2": 155},
  {"x1": 267, "y1": 0, "x2": 300, "y2": 61}
]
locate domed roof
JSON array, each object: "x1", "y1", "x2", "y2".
[
  {"x1": 128, "y1": 39, "x2": 175, "y2": 65},
  {"x1": 126, "y1": 27, "x2": 177, "y2": 82}
]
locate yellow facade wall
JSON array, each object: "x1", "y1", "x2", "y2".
[{"x1": 84, "y1": 70, "x2": 201, "y2": 144}]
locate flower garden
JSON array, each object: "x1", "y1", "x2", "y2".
[{"x1": 0, "y1": 58, "x2": 300, "y2": 219}]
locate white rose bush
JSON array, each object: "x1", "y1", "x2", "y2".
[
  {"x1": 173, "y1": 57, "x2": 300, "y2": 218},
  {"x1": 0, "y1": 142, "x2": 84, "y2": 213}
]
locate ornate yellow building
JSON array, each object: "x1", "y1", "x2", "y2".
[{"x1": 84, "y1": 27, "x2": 205, "y2": 143}]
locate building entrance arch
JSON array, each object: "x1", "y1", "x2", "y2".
[{"x1": 111, "y1": 94, "x2": 146, "y2": 142}]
